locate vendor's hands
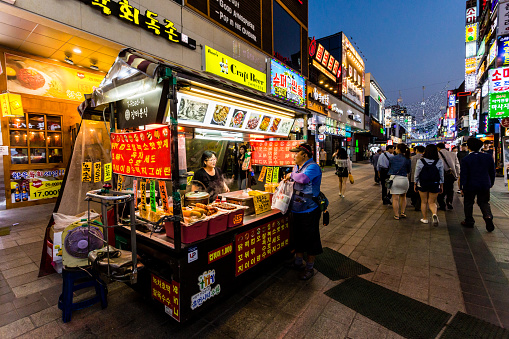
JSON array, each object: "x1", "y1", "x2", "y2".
[
  {"x1": 284, "y1": 173, "x2": 291, "y2": 182},
  {"x1": 224, "y1": 184, "x2": 230, "y2": 193}
]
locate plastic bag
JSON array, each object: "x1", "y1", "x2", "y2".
[
  {"x1": 271, "y1": 180, "x2": 294, "y2": 214},
  {"x1": 53, "y1": 210, "x2": 100, "y2": 232}
]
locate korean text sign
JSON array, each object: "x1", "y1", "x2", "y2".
[
  {"x1": 251, "y1": 140, "x2": 302, "y2": 166},
  {"x1": 151, "y1": 274, "x2": 180, "y2": 321},
  {"x1": 270, "y1": 59, "x2": 306, "y2": 107},
  {"x1": 235, "y1": 216, "x2": 290, "y2": 276},
  {"x1": 497, "y1": 35, "x2": 509, "y2": 67},
  {"x1": 111, "y1": 126, "x2": 171, "y2": 179},
  {"x1": 489, "y1": 67, "x2": 509, "y2": 93},
  {"x1": 489, "y1": 92, "x2": 509, "y2": 118}
]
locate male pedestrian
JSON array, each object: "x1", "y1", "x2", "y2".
[
  {"x1": 481, "y1": 140, "x2": 495, "y2": 160},
  {"x1": 456, "y1": 143, "x2": 469, "y2": 193},
  {"x1": 377, "y1": 145, "x2": 395, "y2": 204},
  {"x1": 285, "y1": 143, "x2": 323, "y2": 280},
  {"x1": 319, "y1": 148, "x2": 327, "y2": 170},
  {"x1": 437, "y1": 143, "x2": 460, "y2": 210},
  {"x1": 460, "y1": 138, "x2": 496, "y2": 232},
  {"x1": 372, "y1": 149, "x2": 382, "y2": 184},
  {"x1": 409, "y1": 145, "x2": 425, "y2": 210}
]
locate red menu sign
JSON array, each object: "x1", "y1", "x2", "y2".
[
  {"x1": 111, "y1": 126, "x2": 171, "y2": 179},
  {"x1": 151, "y1": 274, "x2": 180, "y2": 321},
  {"x1": 251, "y1": 140, "x2": 303, "y2": 166},
  {"x1": 235, "y1": 216, "x2": 290, "y2": 276}
]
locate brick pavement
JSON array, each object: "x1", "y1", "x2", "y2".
[{"x1": 1, "y1": 163, "x2": 509, "y2": 338}]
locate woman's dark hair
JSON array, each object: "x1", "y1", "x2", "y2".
[
  {"x1": 239, "y1": 145, "x2": 247, "y2": 152},
  {"x1": 396, "y1": 143, "x2": 410, "y2": 159},
  {"x1": 201, "y1": 150, "x2": 217, "y2": 167},
  {"x1": 338, "y1": 148, "x2": 347, "y2": 159},
  {"x1": 423, "y1": 144, "x2": 439, "y2": 160}
]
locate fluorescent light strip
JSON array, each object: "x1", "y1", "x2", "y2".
[
  {"x1": 187, "y1": 87, "x2": 295, "y2": 119},
  {"x1": 187, "y1": 80, "x2": 296, "y2": 114}
]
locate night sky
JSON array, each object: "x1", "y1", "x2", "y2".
[{"x1": 309, "y1": 0, "x2": 466, "y2": 106}]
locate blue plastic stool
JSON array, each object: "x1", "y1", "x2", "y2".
[{"x1": 58, "y1": 266, "x2": 108, "y2": 323}]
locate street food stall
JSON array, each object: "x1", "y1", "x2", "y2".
[{"x1": 62, "y1": 48, "x2": 307, "y2": 322}]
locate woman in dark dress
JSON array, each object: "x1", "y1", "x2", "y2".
[
  {"x1": 192, "y1": 151, "x2": 230, "y2": 202},
  {"x1": 237, "y1": 145, "x2": 248, "y2": 190},
  {"x1": 333, "y1": 147, "x2": 352, "y2": 198}
]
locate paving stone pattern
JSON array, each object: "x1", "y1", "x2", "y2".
[{"x1": 1, "y1": 163, "x2": 509, "y2": 338}]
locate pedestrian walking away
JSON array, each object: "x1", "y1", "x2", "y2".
[
  {"x1": 460, "y1": 138, "x2": 496, "y2": 232},
  {"x1": 284, "y1": 143, "x2": 323, "y2": 280},
  {"x1": 409, "y1": 145, "x2": 425, "y2": 211},
  {"x1": 456, "y1": 143, "x2": 469, "y2": 193},
  {"x1": 333, "y1": 147, "x2": 352, "y2": 198},
  {"x1": 414, "y1": 144, "x2": 444, "y2": 226},
  {"x1": 372, "y1": 149, "x2": 382, "y2": 184},
  {"x1": 436, "y1": 143, "x2": 460, "y2": 211},
  {"x1": 319, "y1": 148, "x2": 327, "y2": 171},
  {"x1": 388, "y1": 143, "x2": 411, "y2": 220},
  {"x1": 377, "y1": 145, "x2": 395, "y2": 204}
]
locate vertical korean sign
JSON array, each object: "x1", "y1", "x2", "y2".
[
  {"x1": 151, "y1": 274, "x2": 180, "y2": 321},
  {"x1": 110, "y1": 126, "x2": 171, "y2": 179},
  {"x1": 235, "y1": 216, "x2": 290, "y2": 276}
]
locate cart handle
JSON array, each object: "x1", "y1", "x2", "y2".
[{"x1": 86, "y1": 189, "x2": 132, "y2": 201}]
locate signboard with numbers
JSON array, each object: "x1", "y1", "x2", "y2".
[
  {"x1": 116, "y1": 83, "x2": 168, "y2": 129},
  {"x1": 251, "y1": 140, "x2": 302, "y2": 166},
  {"x1": 151, "y1": 274, "x2": 180, "y2": 321},
  {"x1": 110, "y1": 126, "x2": 171, "y2": 179},
  {"x1": 235, "y1": 215, "x2": 290, "y2": 276}
]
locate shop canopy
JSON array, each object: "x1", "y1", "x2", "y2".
[{"x1": 78, "y1": 48, "x2": 308, "y2": 119}]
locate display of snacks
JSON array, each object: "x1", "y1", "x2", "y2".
[
  {"x1": 229, "y1": 109, "x2": 247, "y2": 128},
  {"x1": 211, "y1": 202, "x2": 246, "y2": 228},
  {"x1": 270, "y1": 118, "x2": 281, "y2": 132},
  {"x1": 258, "y1": 116, "x2": 272, "y2": 131},
  {"x1": 164, "y1": 219, "x2": 209, "y2": 244},
  {"x1": 264, "y1": 183, "x2": 279, "y2": 193},
  {"x1": 211, "y1": 105, "x2": 230, "y2": 126}
]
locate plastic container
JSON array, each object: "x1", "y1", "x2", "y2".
[
  {"x1": 164, "y1": 219, "x2": 209, "y2": 244},
  {"x1": 207, "y1": 213, "x2": 228, "y2": 235},
  {"x1": 227, "y1": 209, "x2": 244, "y2": 228}
]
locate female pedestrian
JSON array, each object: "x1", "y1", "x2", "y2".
[
  {"x1": 414, "y1": 144, "x2": 444, "y2": 225},
  {"x1": 388, "y1": 143, "x2": 411, "y2": 219},
  {"x1": 237, "y1": 145, "x2": 248, "y2": 190},
  {"x1": 333, "y1": 147, "x2": 352, "y2": 198}
]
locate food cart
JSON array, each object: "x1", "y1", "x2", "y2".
[{"x1": 74, "y1": 48, "x2": 307, "y2": 322}]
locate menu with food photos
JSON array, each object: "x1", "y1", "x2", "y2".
[{"x1": 172, "y1": 92, "x2": 295, "y2": 137}]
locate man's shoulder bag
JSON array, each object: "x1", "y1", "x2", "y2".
[{"x1": 439, "y1": 152, "x2": 457, "y2": 182}]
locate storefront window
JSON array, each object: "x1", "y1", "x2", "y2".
[
  {"x1": 28, "y1": 114, "x2": 45, "y2": 130},
  {"x1": 9, "y1": 116, "x2": 26, "y2": 129},
  {"x1": 11, "y1": 148, "x2": 28, "y2": 164},
  {"x1": 30, "y1": 148, "x2": 46, "y2": 163},
  {"x1": 9, "y1": 113, "x2": 63, "y2": 165},
  {"x1": 273, "y1": 1, "x2": 301, "y2": 72}
]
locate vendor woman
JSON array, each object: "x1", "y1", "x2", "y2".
[{"x1": 192, "y1": 151, "x2": 230, "y2": 202}]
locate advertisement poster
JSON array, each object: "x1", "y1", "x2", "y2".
[
  {"x1": 5, "y1": 54, "x2": 103, "y2": 101},
  {"x1": 251, "y1": 140, "x2": 302, "y2": 166},
  {"x1": 10, "y1": 168, "x2": 65, "y2": 203},
  {"x1": 235, "y1": 216, "x2": 290, "y2": 276},
  {"x1": 503, "y1": 137, "x2": 509, "y2": 188},
  {"x1": 489, "y1": 66, "x2": 509, "y2": 93},
  {"x1": 270, "y1": 59, "x2": 306, "y2": 107},
  {"x1": 497, "y1": 35, "x2": 509, "y2": 67},
  {"x1": 489, "y1": 92, "x2": 509, "y2": 118},
  {"x1": 111, "y1": 126, "x2": 171, "y2": 179}
]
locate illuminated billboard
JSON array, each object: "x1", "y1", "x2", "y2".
[
  {"x1": 466, "y1": 24, "x2": 477, "y2": 43},
  {"x1": 341, "y1": 33, "x2": 365, "y2": 108}
]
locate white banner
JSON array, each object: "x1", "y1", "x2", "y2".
[
  {"x1": 465, "y1": 73, "x2": 476, "y2": 92},
  {"x1": 489, "y1": 66, "x2": 509, "y2": 92},
  {"x1": 498, "y1": 1, "x2": 509, "y2": 36}
]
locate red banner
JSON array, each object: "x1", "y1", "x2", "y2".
[
  {"x1": 251, "y1": 140, "x2": 303, "y2": 166},
  {"x1": 111, "y1": 126, "x2": 171, "y2": 179},
  {"x1": 235, "y1": 216, "x2": 290, "y2": 276},
  {"x1": 151, "y1": 274, "x2": 180, "y2": 321}
]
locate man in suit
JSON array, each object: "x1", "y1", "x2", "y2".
[
  {"x1": 437, "y1": 143, "x2": 460, "y2": 210},
  {"x1": 460, "y1": 138, "x2": 496, "y2": 232}
]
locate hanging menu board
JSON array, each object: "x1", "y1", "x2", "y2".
[
  {"x1": 110, "y1": 126, "x2": 171, "y2": 179},
  {"x1": 251, "y1": 140, "x2": 303, "y2": 166},
  {"x1": 171, "y1": 92, "x2": 295, "y2": 137}
]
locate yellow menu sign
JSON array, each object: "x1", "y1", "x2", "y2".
[
  {"x1": 82, "y1": 162, "x2": 92, "y2": 182},
  {"x1": 204, "y1": 46, "x2": 266, "y2": 92},
  {"x1": 0, "y1": 93, "x2": 24, "y2": 117},
  {"x1": 253, "y1": 193, "x2": 272, "y2": 215},
  {"x1": 5, "y1": 54, "x2": 103, "y2": 102}
]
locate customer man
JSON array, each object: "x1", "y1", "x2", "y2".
[
  {"x1": 437, "y1": 143, "x2": 460, "y2": 210},
  {"x1": 319, "y1": 148, "x2": 327, "y2": 170},
  {"x1": 409, "y1": 145, "x2": 425, "y2": 210},
  {"x1": 372, "y1": 149, "x2": 382, "y2": 185},
  {"x1": 285, "y1": 143, "x2": 323, "y2": 280},
  {"x1": 377, "y1": 145, "x2": 395, "y2": 204},
  {"x1": 460, "y1": 138, "x2": 496, "y2": 232}
]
